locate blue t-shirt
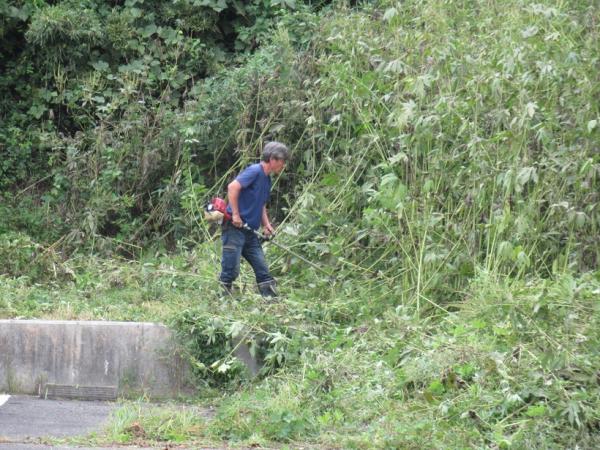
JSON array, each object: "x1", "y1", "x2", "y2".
[{"x1": 227, "y1": 163, "x2": 271, "y2": 230}]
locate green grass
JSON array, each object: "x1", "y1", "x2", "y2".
[{"x1": 4, "y1": 252, "x2": 598, "y2": 448}]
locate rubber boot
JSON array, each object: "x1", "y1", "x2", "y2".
[
  {"x1": 221, "y1": 282, "x2": 234, "y2": 297},
  {"x1": 257, "y1": 280, "x2": 278, "y2": 298}
]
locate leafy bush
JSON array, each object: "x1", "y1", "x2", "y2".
[
  {"x1": 170, "y1": 299, "x2": 308, "y2": 388},
  {"x1": 170, "y1": 307, "x2": 249, "y2": 387},
  {"x1": 0, "y1": 231, "x2": 68, "y2": 282},
  {"x1": 25, "y1": 2, "x2": 103, "y2": 49},
  {"x1": 0, "y1": 0, "x2": 320, "y2": 250}
]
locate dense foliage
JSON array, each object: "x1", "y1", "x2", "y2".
[
  {"x1": 0, "y1": 0, "x2": 315, "y2": 249},
  {"x1": 1, "y1": 0, "x2": 599, "y2": 448}
]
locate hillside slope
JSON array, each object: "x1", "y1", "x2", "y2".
[{"x1": 1, "y1": 0, "x2": 599, "y2": 448}]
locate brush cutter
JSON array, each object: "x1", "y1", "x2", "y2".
[
  {"x1": 204, "y1": 197, "x2": 331, "y2": 276},
  {"x1": 241, "y1": 223, "x2": 332, "y2": 276}
]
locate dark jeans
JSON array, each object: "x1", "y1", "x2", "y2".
[{"x1": 219, "y1": 223, "x2": 273, "y2": 287}]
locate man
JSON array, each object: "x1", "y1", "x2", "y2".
[{"x1": 219, "y1": 141, "x2": 289, "y2": 297}]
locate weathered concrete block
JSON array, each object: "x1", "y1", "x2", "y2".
[{"x1": 0, "y1": 320, "x2": 195, "y2": 399}]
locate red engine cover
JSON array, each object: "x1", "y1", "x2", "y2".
[{"x1": 211, "y1": 197, "x2": 231, "y2": 221}]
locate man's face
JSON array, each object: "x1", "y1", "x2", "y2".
[{"x1": 271, "y1": 158, "x2": 286, "y2": 174}]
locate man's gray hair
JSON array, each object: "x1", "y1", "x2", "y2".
[{"x1": 261, "y1": 141, "x2": 289, "y2": 162}]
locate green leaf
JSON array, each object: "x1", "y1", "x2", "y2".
[
  {"x1": 525, "y1": 404, "x2": 546, "y2": 417},
  {"x1": 380, "y1": 172, "x2": 398, "y2": 187},
  {"x1": 516, "y1": 166, "x2": 537, "y2": 192},
  {"x1": 273, "y1": 0, "x2": 296, "y2": 8},
  {"x1": 91, "y1": 60, "x2": 109, "y2": 71},
  {"x1": 141, "y1": 24, "x2": 157, "y2": 38},
  {"x1": 27, "y1": 104, "x2": 46, "y2": 119},
  {"x1": 497, "y1": 241, "x2": 513, "y2": 260},
  {"x1": 228, "y1": 321, "x2": 244, "y2": 338},
  {"x1": 129, "y1": 7, "x2": 142, "y2": 18},
  {"x1": 200, "y1": 0, "x2": 228, "y2": 12},
  {"x1": 427, "y1": 380, "x2": 445, "y2": 396},
  {"x1": 471, "y1": 319, "x2": 487, "y2": 330},
  {"x1": 384, "y1": 58, "x2": 404, "y2": 74},
  {"x1": 322, "y1": 173, "x2": 340, "y2": 186},
  {"x1": 422, "y1": 179, "x2": 434, "y2": 194}
]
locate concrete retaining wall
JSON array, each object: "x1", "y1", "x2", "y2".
[{"x1": 0, "y1": 320, "x2": 195, "y2": 399}]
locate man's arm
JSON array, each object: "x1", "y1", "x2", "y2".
[
  {"x1": 227, "y1": 180, "x2": 243, "y2": 227},
  {"x1": 262, "y1": 206, "x2": 275, "y2": 236}
]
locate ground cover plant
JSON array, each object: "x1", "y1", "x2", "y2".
[{"x1": 1, "y1": 0, "x2": 599, "y2": 448}]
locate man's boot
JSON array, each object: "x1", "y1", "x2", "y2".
[
  {"x1": 221, "y1": 282, "x2": 234, "y2": 297},
  {"x1": 257, "y1": 280, "x2": 278, "y2": 298}
]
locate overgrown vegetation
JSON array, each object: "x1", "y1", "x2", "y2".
[{"x1": 1, "y1": 0, "x2": 599, "y2": 448}]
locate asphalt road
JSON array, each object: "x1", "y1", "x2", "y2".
[
  {"x1": 0, "y1": 445, "x2": 140, "y2": 450},
  {"x1": 0, "y1": 395, "x2": 223, "y2": 450},
  {"x1": 0, "y1": 395, "x2": 115, "y2": 440},
  {"x1": 0, "y1": 394, "x2": 146, "y2": 449}
]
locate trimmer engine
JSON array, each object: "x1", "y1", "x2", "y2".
[{"x1": 204, "y1": 197, "x2": 231, "y2": 223}]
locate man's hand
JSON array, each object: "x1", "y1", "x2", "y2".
[
  {"x1": 263, "y1": 223, "x2": 275, "y2": 237},
  {"x1": 232, "y1": 213, "x2": 243, "y2": 228},
  {"x1": 231, "y1": 213, "x2": 244, "y2": 228},
  {"x1": 261, "y1": 206, "x2": 275, "y2": 237}
]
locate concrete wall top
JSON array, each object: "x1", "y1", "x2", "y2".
[{"x1": 0, "y1": 320, "x2": 164, "y2": 327}]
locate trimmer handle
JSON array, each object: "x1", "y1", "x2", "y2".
[
  {"x1": 242, "y1": 223, "x2": 273, "y2": 242},
  {"x1": 259, "y1": 233, "x2": 274, "y2": 243}
]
